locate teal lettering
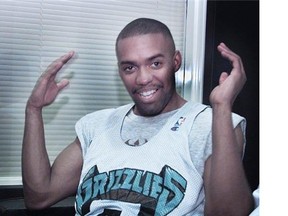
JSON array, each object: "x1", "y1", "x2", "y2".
[
  {"x1": 155, "y1": 166, "x2": 187, "y2": 215},
  {"x1": 150, "y1": 175, "x2": 163, "y2": 199},
  {"x1": 92, "y1": 172, "x2": 108, "y2": 197},
  {"x1": 106, "y1": 170, "x2": 116, "y2": 192},
  {"x1": 75, "y1": 176, "x2": 93, "y2": 214},
  {"x1": 132, "y1": 170, "x2": 143, "y2": 193},
  {"x1": 111, "y1": 169, "x2": 124, "y2": 190},
  {"x1": 81, "y1": 178, "x2": 93, "y2": 203},
  {"x1": 143, "y1": 172, "x2": 153, "y2": 196},
  {"x1": 76, "y1": 165, "x2": 187, "y2": 216},
  {"x1": 121, "y1": 168, "x2": 135, "y2": 190}
]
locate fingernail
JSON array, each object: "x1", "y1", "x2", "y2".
[{"x1": 67, "y1": 51, "x2": 74, "y2": 57}]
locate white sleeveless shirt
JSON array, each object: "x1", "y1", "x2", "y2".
[{"x1": 74, "y1": 102, "x2": 245, "y2": 216}]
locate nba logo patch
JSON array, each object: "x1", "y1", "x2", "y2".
[{"x1": 171, "y1": 117, "x2": 186, "y2": 131}]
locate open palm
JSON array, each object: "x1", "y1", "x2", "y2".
[
  {"x1": 209, "y1": 43, "x2": 246, "y2": 108},
  {"x1": 28, "y1": 51, "x2": 74, "y2": 110}
]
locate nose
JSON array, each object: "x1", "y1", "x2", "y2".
[{"x1": 136, "y1": 66, "x2": 152, "y2": 85}]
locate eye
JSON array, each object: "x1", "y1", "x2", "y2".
[
  {"x1": 151, "y1": 61, "x2": 161, "y2": 69},
  {"x1": 122, "y1": 65, "x2": 136, "y2": 74}
]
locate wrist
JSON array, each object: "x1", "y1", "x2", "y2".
[
  {"x1": 26, "y1": 100, "x2": 43, "y2": 114},
  {"x1": 211, "y1": 102, "x2": 233, "y2": 114}
]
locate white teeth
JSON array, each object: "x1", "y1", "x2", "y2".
[{"x1": 140, "y1": 90, "x2": 156, "y2": 97}]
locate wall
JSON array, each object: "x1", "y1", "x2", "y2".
[{"x1": 203, "y1": 0, "x2": 259, "y2": 191}]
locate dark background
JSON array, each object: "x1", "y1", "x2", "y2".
[{"x1": 203, "y1": 0, "x2": 259, "y2": 191}]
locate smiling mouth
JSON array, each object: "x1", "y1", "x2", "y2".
[{"x1": 139, "y1": 89, "x2": 157, "y2": 97}]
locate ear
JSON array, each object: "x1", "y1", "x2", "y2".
[{"x1": 173, "y1": 50, "x2": 182, "y2": 72}]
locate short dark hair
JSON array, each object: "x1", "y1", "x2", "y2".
[{"x1": 116, "y1": 18, "x2": 175, "y2": 50}]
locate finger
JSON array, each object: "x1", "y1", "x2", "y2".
[
  {"x1": 218, "y1": 43, "x2": 238, "y2": 60},
  {"x1": 57, "y1": 79, "x2": 70, "y2": 91},
  {"x1": 59, "y1": 50, "x2": 75, "y2": 64},
  {"x1": 217, "y1": 43, "x2": 244, "y2": 73},
  {"x1": 43, "y1": 51, "x2": 75, "y2": 78},
  {"x1": 219, "y1": 72, "x2": 229, "y2": 85},
  {"x1": 217, "y1": 42, "x2": 236, "y2": 55}
]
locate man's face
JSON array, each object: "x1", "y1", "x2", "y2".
[{"x1": 117, "y1": 33, "x2": 181, "y2": 116}]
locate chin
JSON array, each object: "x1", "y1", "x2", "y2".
[{"x1": 134, "y1": 103, "x2": 164, "y2": 117}]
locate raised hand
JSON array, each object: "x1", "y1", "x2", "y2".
[
  {"x1": 27, "y1": 51, "x2": 74, "y2": 110},
  {"x1": 209, "y1": 43, "x2": 246, "y2": 109}
]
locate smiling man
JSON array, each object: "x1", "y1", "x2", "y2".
[
  {"x1": 22, "y1": 18, "x2": 253, "y2": 215},
  {"x1": 116, "y1": 24, "x2": 185, "y2": 117}
]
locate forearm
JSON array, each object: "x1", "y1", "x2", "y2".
[
  {"x1": 205, "y1": 104, "x2": 253, "y2": 215},
  {"x1": 22, "y1": 104, "x2": 52, "y2": 206},
  {"x1": 20, "y1": 51, "x2": 76, "y2": 209}
]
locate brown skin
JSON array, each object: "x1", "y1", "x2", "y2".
[
  {"x1": 22, "y1": 52, "x2": 83, "y2": 209},
  {"x1": 116, "y1": 33, "x2": 186, "y2": 116},
  {"x1": 204, "y1": 43, "x2": 253, "y2": 215},
  {"x1": 22, "y1": 34, "x2": 253, "y2": 214}
]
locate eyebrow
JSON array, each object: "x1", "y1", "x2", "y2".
[
  {"x1": 147, "y1": 53, "x2": 165, "y2": 61},
  {"x1": 119, "y1": 60, "x2": 136, "y2": 66},
  {"x1": 119, "y1": 53, "x2": 165, "y2": 66}
]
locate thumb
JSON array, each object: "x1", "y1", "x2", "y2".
[
  {"x1": 219, "y1": 72, "x2": 228, "y2": 85},
  {"x1": 57, "y1": 79, "x2": 70, "y2": 91}
]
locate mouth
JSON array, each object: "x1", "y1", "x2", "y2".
[
  {"x1": 135, "y1": 88, "x2": 159, "y2": 102},
  {"x1": 139, "y1": 89, "x2": 157, "y2": 98}
]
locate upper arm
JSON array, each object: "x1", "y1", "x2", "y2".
[
  {"x1": 204, "y1": 123, "x2": 245, "y2": 182},
  {"x1": 47, "y1": 137, "x2": 83, "y2": 205},
  {"x1": 203, "y1": 124, "x2": 246, "y2": 213}
]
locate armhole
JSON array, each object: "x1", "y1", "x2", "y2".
[
  {"x1": 232, "y1": 114, "x2": 247, "y2": 158},
  {"x1": 75, "y1": 117, "x2": 89, "y2": 158}
]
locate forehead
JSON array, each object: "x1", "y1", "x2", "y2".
[{"x1": 116, "y1": 33, "x2": 173, "y2": 61}]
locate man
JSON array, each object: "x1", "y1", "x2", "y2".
[{"x1": 22, "y1": 18, "x2": 253, "y2": 215}]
